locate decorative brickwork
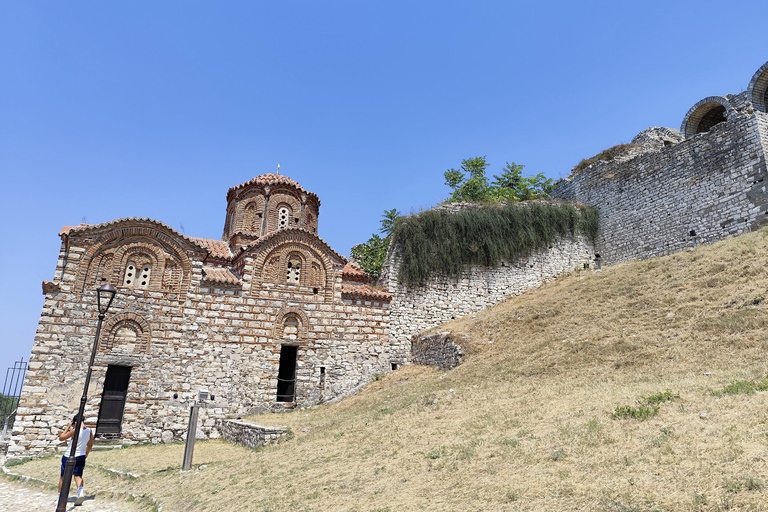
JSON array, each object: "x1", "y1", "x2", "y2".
[{"x1": 11, "y1": 174, "x2": 396, "y2": 460}]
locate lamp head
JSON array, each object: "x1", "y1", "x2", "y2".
[{"x1": 96, "y1": 283, "x2": 117, "y2": 315}]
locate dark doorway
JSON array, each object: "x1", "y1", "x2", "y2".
[
  {"x1": 276, "y1": 346, "x2": 297, "y2": 402},
  {"x1": 96, "y1": 365, "x2": 131, "y2": 437}
]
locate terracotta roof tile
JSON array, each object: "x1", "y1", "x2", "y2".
[
  {"x1": 190, "y1": 237, "x2": 233, "y2": 260},
  {"x1": 242, "y1": 228, "x2": 347, "y2": 264},
  {"x1": 342, "y1": 263, "x2": 372, "y2": 283},
  {"x1": 227, "y1": 173, "x2": 320, "y2": 205},
  {"x1": 341, "y1": 283, "x2": 392, "y2": 303},
  {"x1": 201, "y1": 267, "x2": 241, "y2": 286},
  {"x1": 58, "y1": 218, "x2": 233, "y2": 261}
]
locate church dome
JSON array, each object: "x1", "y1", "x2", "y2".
[{"x1": 223, "y1": 173, "x2": 321, "y2": 248}]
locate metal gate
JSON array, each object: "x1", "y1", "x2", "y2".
[{"x1": 1, "y1": 358, "x2": 28, "y2": 441}]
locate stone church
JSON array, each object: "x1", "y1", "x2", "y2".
[{"x1": 12, "y1": 174, "x2": 400, "y2": 456}]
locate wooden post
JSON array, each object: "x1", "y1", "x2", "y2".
[{"x1": 182, "y1": 402, "x2": 199, "y2": 471}]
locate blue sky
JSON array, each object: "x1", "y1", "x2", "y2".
[{"x1": 1, "y1": 1, "x2": 767, "y2": 375}]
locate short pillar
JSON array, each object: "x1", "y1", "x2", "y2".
[{"x1": 182, "y1": 403, "x2": 200, "y2": 471}]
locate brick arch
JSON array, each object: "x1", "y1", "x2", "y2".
[
  {"x1": 273, "y1": 306, "x2": 310, "y2": 341},
  {"x1": 237, "y1": 196, "x2": 265, "y2": 233},
  {"x1": 681, "y1": 96, "x2": 734, "y2": 139},
  {"x1": 77, "y1": 224, "x2": 195, "y2": 298},
  {"x1": 100, "y1": 313, "x2": 151, "y2": 355},
  {"x1": 267, "y1": 194, "x2": 301, "y2": 233},
  {"x1": 747, "y1": 62, "x2": 768, "y2": 113},
  {"x1": 251, "y1": 231, "x2": 342, "y2": 302}
]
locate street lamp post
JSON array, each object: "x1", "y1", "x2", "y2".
[{"x1": 56, "y1": 283, "x2": 116, "y2": 512}]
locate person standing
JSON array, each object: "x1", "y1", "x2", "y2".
[{"x1": 58, "y1": 415, "x2": 94, "y2": 506}]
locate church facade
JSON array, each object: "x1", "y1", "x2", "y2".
[{"x1": 11, "y1": 174, "x2": 399, "y2": 457}]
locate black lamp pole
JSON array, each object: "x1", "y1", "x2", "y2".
[{"x1": 56, "y1": 284, "x2": 116, "y2": 512}]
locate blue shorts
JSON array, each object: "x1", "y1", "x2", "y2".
[{"x1": 60, "y1": 455, "x2": 86, "y2": 477}]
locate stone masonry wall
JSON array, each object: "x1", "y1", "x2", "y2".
[
  {"x1": 218, "y1": 419, "x2": 288, "y2": 449},
  {"x1": 553, "y1": 101, "x2": 768, "y2": 265},
  {"x1": 411, "y1": 332, "x2": 465, "y2": 371},
  {"x1": 11, "y1": 232, "x2": 398, "y2": 459},
  {"x1": 380, "y1": 233, "x2": 594, "y2": 353}
]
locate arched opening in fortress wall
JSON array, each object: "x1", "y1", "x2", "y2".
[
  {"x1": 748, "y1": 62, "x2": 768, "y2": 113},
  {"x1": 681, "y1": 96, "x2": 732, "y2": 139}
]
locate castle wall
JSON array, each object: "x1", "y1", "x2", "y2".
[
  {"x1": 380, "y1": 234, "x2": 593, "y2": 353},
  {"x1": 11, "y1": 232, "x2": 396, "y2": 459},
  {"x1": 553, "y1": 109, "x2": 768, "y2": 265}
]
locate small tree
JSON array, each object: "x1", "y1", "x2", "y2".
[
  {"x1": 444, "y1": 157, "x2": 553, "y2": 203},
  {"x1": 350, "y1": 209, "x2": 402, "y2": 279}
]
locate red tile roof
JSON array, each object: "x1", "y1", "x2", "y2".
[
  {"x1": 341, "y1": 283, "x2": 392, "y2": 302},
  {"x1": 190, "y1": 237, "x2": 233, "y2": 260},
  {"x1": 227, "y1": 173, "x2": 320, "y2": 205},
  {"x1": 342, "y1": 263, "x2": 372, "y2": 283},
  {"x1": 201, "y1": 267, "x2": 241, "y2": 286},
  {"x1": 243, "y1": 228, "x2": 347, "y2": 264},
  {"x1": 58, "y1": 218, "x2": 234, "y2": 261}
]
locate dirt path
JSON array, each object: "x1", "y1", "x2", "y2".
[{"x1": 0, "y1": 478, "x2": 145, "y2": 512}]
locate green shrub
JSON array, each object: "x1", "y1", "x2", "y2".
[
  {"x1": 613, "y1": 390, "x2": 676, "y2": 420},
  {"x1": 390, "y1": 202, "x2": 598, "y2": 286}
]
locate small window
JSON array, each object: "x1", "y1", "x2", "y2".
[
  {"x1": 136, "y1": 265, "x2": 151, "y2": 288},
  {"x1": 278, "y1": 207, "x2": 290, "y2": 229},
  {"x1": 286, "y1": 260, "x2": 301, "y2": 284},
  {"x1": 123, "y1": 261, "x2": 137, "y2": 286}
]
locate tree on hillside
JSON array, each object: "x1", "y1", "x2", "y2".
[
  {"x1": 351, "y1": 208, "x2": 402, "y2": 279},
  {"x1": 444, "y1": 156, "x2": 553, "y2": 203}
]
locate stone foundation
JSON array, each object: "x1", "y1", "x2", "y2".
[
  {"x1": 219, "y1": 419, "x2": 288, "y2": 449},
  {"x1": 411, "y1": 332, "x2": 465, "y2": 370}
]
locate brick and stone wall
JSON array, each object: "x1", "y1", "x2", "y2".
[{"x1": 11, "y1": 175, "x2": 400, "y2": 460}]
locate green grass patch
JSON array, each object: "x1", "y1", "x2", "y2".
[
  {"x1": 712, "y1": 378, "x2": 768, "y2": 396},
  {"x1": 391, "y1": 201, "x2": 598, "y2": 286},
  {"x1": 613, "y1": 390, "x2": 676, "y2": 420}
]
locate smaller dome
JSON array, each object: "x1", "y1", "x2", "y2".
[{"x1": 227, "y1": 173, "x2": 320, "y2": 205}]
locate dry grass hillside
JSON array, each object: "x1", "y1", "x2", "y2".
[{"x1": 8, "y1": 229, "x2": 768, "y2": 511}]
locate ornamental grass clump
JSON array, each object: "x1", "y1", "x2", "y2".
[{"x1": 391, "y1": 202, "x2": 598, "y2": 286}]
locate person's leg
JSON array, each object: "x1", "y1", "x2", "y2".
[
  {"x1": 74, "y1": 475, "x2": 83, "y2": 488},
  {"x1": 58, "y1": 456, "x2": 66, "y2": 492}
]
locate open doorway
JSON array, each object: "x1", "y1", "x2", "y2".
[
  {"x1": 96, "y1": 365, "x2": 131, "y2": 438},
  {"x1": 276, "y1": 346, "x2": 297, "y2": 402}
]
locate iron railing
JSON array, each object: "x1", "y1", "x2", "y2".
[{"x1": 1, "y1": 358, "x2": 28, "y2": 441}]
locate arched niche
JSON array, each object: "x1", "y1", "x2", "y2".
[
  {"x1": 747, "y1": 62, "x2": 768, "y2": 113},
  {"x1": 253, "y1": 236, "x2": 336, "y2": 302},
  {"x1": 273, "y1": 307, "x2": 310, "y2": 341},
  {"x1": 100, "y1": 314, "x2": 151, "y2": 355},
  {"x1": 78, "y1": 227, "x2": 193, "y2": 297},
  {"x1": 681, "y1": 96, "x2": 733, "y2": 139}
]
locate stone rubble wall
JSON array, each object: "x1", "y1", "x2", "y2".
[
  {"x1": 10, "y1": 236, "x2": 400, "y2": 460},
  {"x1": 218, "y1": 419, "x2": 287, "y2": 449},
  {"x1": 411, "y1": 332, "x2": 465, "y2": 371},
  {"x1": 552, "y1": 101, "x2": 768, "y2": 265},
  {"x1": 380, "y1": 232, "x2": 594, "y2": 354}
]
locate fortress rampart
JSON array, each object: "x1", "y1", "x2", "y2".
[{"x1": 553, "y1": 62, "x2": 768, "y2": 264}]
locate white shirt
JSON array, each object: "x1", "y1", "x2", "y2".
[{"x1": 66, "y1": 427, "x2": 91, "y2": 457}]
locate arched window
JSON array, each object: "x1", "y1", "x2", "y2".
[
  {"x1": 283, "y1": 314, "x2": 300, "y2": 340},
  {"x1": 123, "y1": 261, "x2": 151, "y2": 288},
  {"x1": 278, "y1": 206, "x2": 291, "y2": 230},
  {"x1": 286, "y1": 257, "x2": 301, "y2": 284},
  {"x1": 123, "y1": 261, "x2": 137, "y2": 286}
]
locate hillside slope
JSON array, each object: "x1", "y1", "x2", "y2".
[{"x1": 10, "y1": 229, "x2": 768, "y2": 511}]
